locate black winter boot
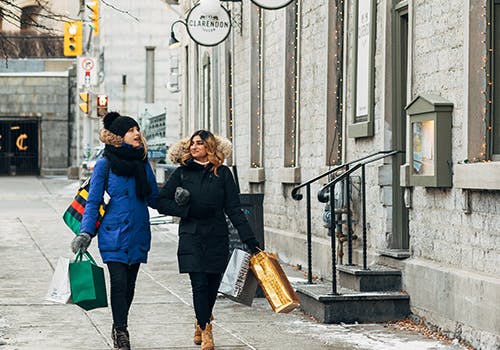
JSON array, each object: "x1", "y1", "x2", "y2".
[{"x1": 112, "y1": 327, "x2": 131, "y2": 350}]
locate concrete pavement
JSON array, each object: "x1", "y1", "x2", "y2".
[{"x1": 0, "y1": 176, "x2": 467, "y2": 349}]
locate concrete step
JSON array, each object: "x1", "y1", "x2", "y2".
[
  {"x1": 338, "y1": 264, "x2": 402, "y2": 292},
  {"x1": 296, "y1": 283, "x2": 410, "y2": 324}
]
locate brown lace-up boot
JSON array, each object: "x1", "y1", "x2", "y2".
[
  {"x1": 193, "y1": 321, "x2": 202, "y2": 345},
  {"x1": 201, "y1": 323, "x2": 214, "y2": 350},
  {"x1": 194, "y1": 315, "x2": 214, "y2": 345}
]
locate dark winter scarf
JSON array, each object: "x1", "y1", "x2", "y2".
[{"x1": 104, "y1": 144, "x2": 151, "y2": 200}]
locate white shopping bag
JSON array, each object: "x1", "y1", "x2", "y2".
[
  {"x1": 46, "y1": 257, "x2": 72, "y2": 304},
  {"x1": 219, "y1": 249, "x2": 258, "y2": 306}
]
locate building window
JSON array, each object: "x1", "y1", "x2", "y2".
[
  {"x1": 202, "y1": 55, "x2": 211, "y2": 130},
  {"x1": 183, "y1": 46, "x2": 190, "y2": 136},
  {"x1": 145, "y1": 47, "x2": 155, "y2": 103},
  {"x1": 193, "y1": 44, "x2": 200, "y2": 130},
  {"x1": 347, "y1": 0, "x2": 376, "y2": 138},
  {"x1": 211, "y1": 47, "x2": 220, "y2": 134}
]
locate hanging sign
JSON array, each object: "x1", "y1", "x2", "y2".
[
  {"x1": 186, "y1": 4, "x2": 231, "y2": 47},
  {"x1": 250, "y1": 0, "x2": 294, "y2": 10}
]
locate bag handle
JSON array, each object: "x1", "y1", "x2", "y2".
[
  {"x1": 73, "y1": 250, "x2": 98, "y2": 265},
  {"x1": 103, "y1": 156, "x2": 110, "y2": 192}
]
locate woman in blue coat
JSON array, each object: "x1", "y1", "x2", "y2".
[
  {"x1": 71, "y1": 112, "x2": 158, "y2": 350},
  {"x1": 156, "y1": 130, "x2": 260, "y2": 350}
]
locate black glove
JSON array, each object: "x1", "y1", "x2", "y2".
[
  {"x1": 71, "y1": 232, "x2": 92, "y2": 253},
  {"x1": 244, "y1": 238, "x2": 261, "y2": 254},
  {"x1": 175, "y1": 187, "x2": 190, "y2": 206}
]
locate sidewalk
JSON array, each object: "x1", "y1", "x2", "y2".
[{"x1": 0, "y1": 176, "x2": 467, "y2": 349}]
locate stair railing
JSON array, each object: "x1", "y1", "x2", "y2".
[{"x1": 291, "y1": 150, "x2": 402, "y2": 293}]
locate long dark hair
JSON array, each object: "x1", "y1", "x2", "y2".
[{"x1": 181, "y1": 130, "x2": 224, "y2": 176}]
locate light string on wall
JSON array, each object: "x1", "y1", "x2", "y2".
[
  {"x1": 285, "y1": 0, "x2": 299, "y2": 168},
  {"x1": 335, "y1": 0, "x2": 344, "y2": 164},
  {"x1": 260, "y1": 6, "x2": 264, "y2": 167},
  {"x1": 477, "y1": 3, "x2": 492, "y2": 162}
]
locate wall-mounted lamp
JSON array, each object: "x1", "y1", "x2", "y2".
[{"x1": 168, "y1": 19, "x2": 187, "y2": 49}]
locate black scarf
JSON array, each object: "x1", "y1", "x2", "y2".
[{"x1": 103, "y1": 144, "x2": 151, "y2": 200}]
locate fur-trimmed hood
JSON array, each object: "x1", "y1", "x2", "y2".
[
  {"x1": 99, "y1": 128, "x2": 124, "y2": 147},
  {"x1": 167, "y1": 135, "x2": 232, "y2": 164}
]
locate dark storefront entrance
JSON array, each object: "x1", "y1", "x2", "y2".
[{"x1": 0, "y1": 119, "x2": 40, "y2": 175}]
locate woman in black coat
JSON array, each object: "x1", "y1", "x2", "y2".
[{"x1": 156, "y1": 130, "x2": 260, "y2": 350}]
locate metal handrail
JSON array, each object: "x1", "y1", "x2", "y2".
[
  {"x1": 291, "y1": 150, "x2": 396, "y2": 200},
  {"x1": 317, "y1": 150, "x2": 401, "y2": 201},
  {"x1": 291, "y1": 149, "x2": 403, "y2": 292}
]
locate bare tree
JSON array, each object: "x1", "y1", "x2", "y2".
[{"x1": 0, "y1": 0, "x2": 75, "y2": 62}]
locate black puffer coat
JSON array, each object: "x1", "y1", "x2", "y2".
[{"x1": 157, "y1": 160, "x2": 255, "y2": 273}]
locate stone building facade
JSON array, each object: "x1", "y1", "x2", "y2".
[
  {"x1": 0, "y1": 0, "x2": 78, "y2": 175},
  {"x1": 176, "y1": 0, "x2": 499, "y2": 349}
]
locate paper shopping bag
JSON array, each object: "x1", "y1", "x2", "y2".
[
  {"x1": 46, "y1": 256, "x2": 72, "y2": 304},
  {"x1": 250, "y1": 251, "x2": 300, "y2": 313},
  {"x1": 69, "y1": 251, "x2": 108, "y2": 311},
  {"x1": 219, "y1": 249, "x2": 259, "y2": 306}
]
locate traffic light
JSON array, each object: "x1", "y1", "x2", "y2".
[
  {"x1": 79, "y1": 92, "x2": 90, "y2": 114},
  {"x1": 97, "y1": 95, "x2": 108, "y2": 117},
  {"x1": 63, "y1": 21, "x2": 83, "y2": 57},
  {"x1": 86, "y1": 1, "x2": 99, "y2": 36}
]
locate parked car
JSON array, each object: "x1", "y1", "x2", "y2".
[{"x1": 80, "y1": 147, "x2": 104, "y2": 179}]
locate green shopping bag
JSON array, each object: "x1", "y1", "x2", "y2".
[{"x1": 69, "y1": 251, "x2": 108, "y2": 311}]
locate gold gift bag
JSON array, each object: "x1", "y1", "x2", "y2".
[{"x1": 250, "y1": 251, "x2": 300, "y2": 313}]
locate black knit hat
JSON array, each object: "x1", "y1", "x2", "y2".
[{"x1": 103, "y1": 112, "x2": 140, "y2": 137}]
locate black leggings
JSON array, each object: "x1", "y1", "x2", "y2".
[
  {"x1": 189, "y1": 272, "x2": 223, "y2": 329},
  {"x1": 107, "y1": 262, "x2": 140, "y2": 329}
]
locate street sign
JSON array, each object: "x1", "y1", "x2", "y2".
[
  {"x1": 81, "y1": 57, "x2": 95, "y2": 72},
  {"x1": 77, "y1": 57, "x2": 98, "y2": 87}
]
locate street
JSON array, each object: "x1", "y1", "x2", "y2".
[{"x1": 0, "y1": 176, "x2": 466, "y2": 350}]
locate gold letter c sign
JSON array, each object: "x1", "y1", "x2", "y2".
[{"x1": 16, "y1": 133, "x2": 28, "y2": 151}]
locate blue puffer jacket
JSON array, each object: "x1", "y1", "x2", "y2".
[{"x1": 80, "y1": 156, "x2": 158, "y2": 264}]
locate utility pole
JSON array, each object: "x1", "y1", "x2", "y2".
[{"x1": 79, "y1": 0, "x2": 100, "y2": 165}]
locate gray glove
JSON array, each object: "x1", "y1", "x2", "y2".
[
  {"x1": 71, "y1": 232, "x2": 92, "y2": 253},
  {"x1": 175, "y1": 187, "x2": 190, "y2": 206}
]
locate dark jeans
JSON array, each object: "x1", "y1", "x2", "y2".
[
  {"x1": 189, "y1": 272, "x2": 223, "y2": 329},
  {"x1": 107, "y1": 262, "x2": 140, "y2": 329}
]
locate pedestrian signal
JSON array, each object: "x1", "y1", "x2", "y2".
[
  {"x1": 63, "y1": 21, "x2": 83, "y2": 57},
  {"x1": 79, "y1": 92, "x2": 90, "y2": 114},
  {"x1": 97, "y1": 95, "x2": 108, "y2": 117},
  {"x1": 87, "y1": 1, "x2": 99, "y2": 35}
]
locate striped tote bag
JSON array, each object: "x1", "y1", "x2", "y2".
[{"x1": 63, "y1": 159, "x2": 109, "y2": 234}]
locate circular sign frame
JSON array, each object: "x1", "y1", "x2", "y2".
[
  {"x1": 186, "y1": 4, "x2": 232, "y2": 47},
  {"x1": 250, "y1": 0, "x2": 294, "y2": 10},
  {"x1": 81, "y1": 57, "x2": 95, "y2": 72}
]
